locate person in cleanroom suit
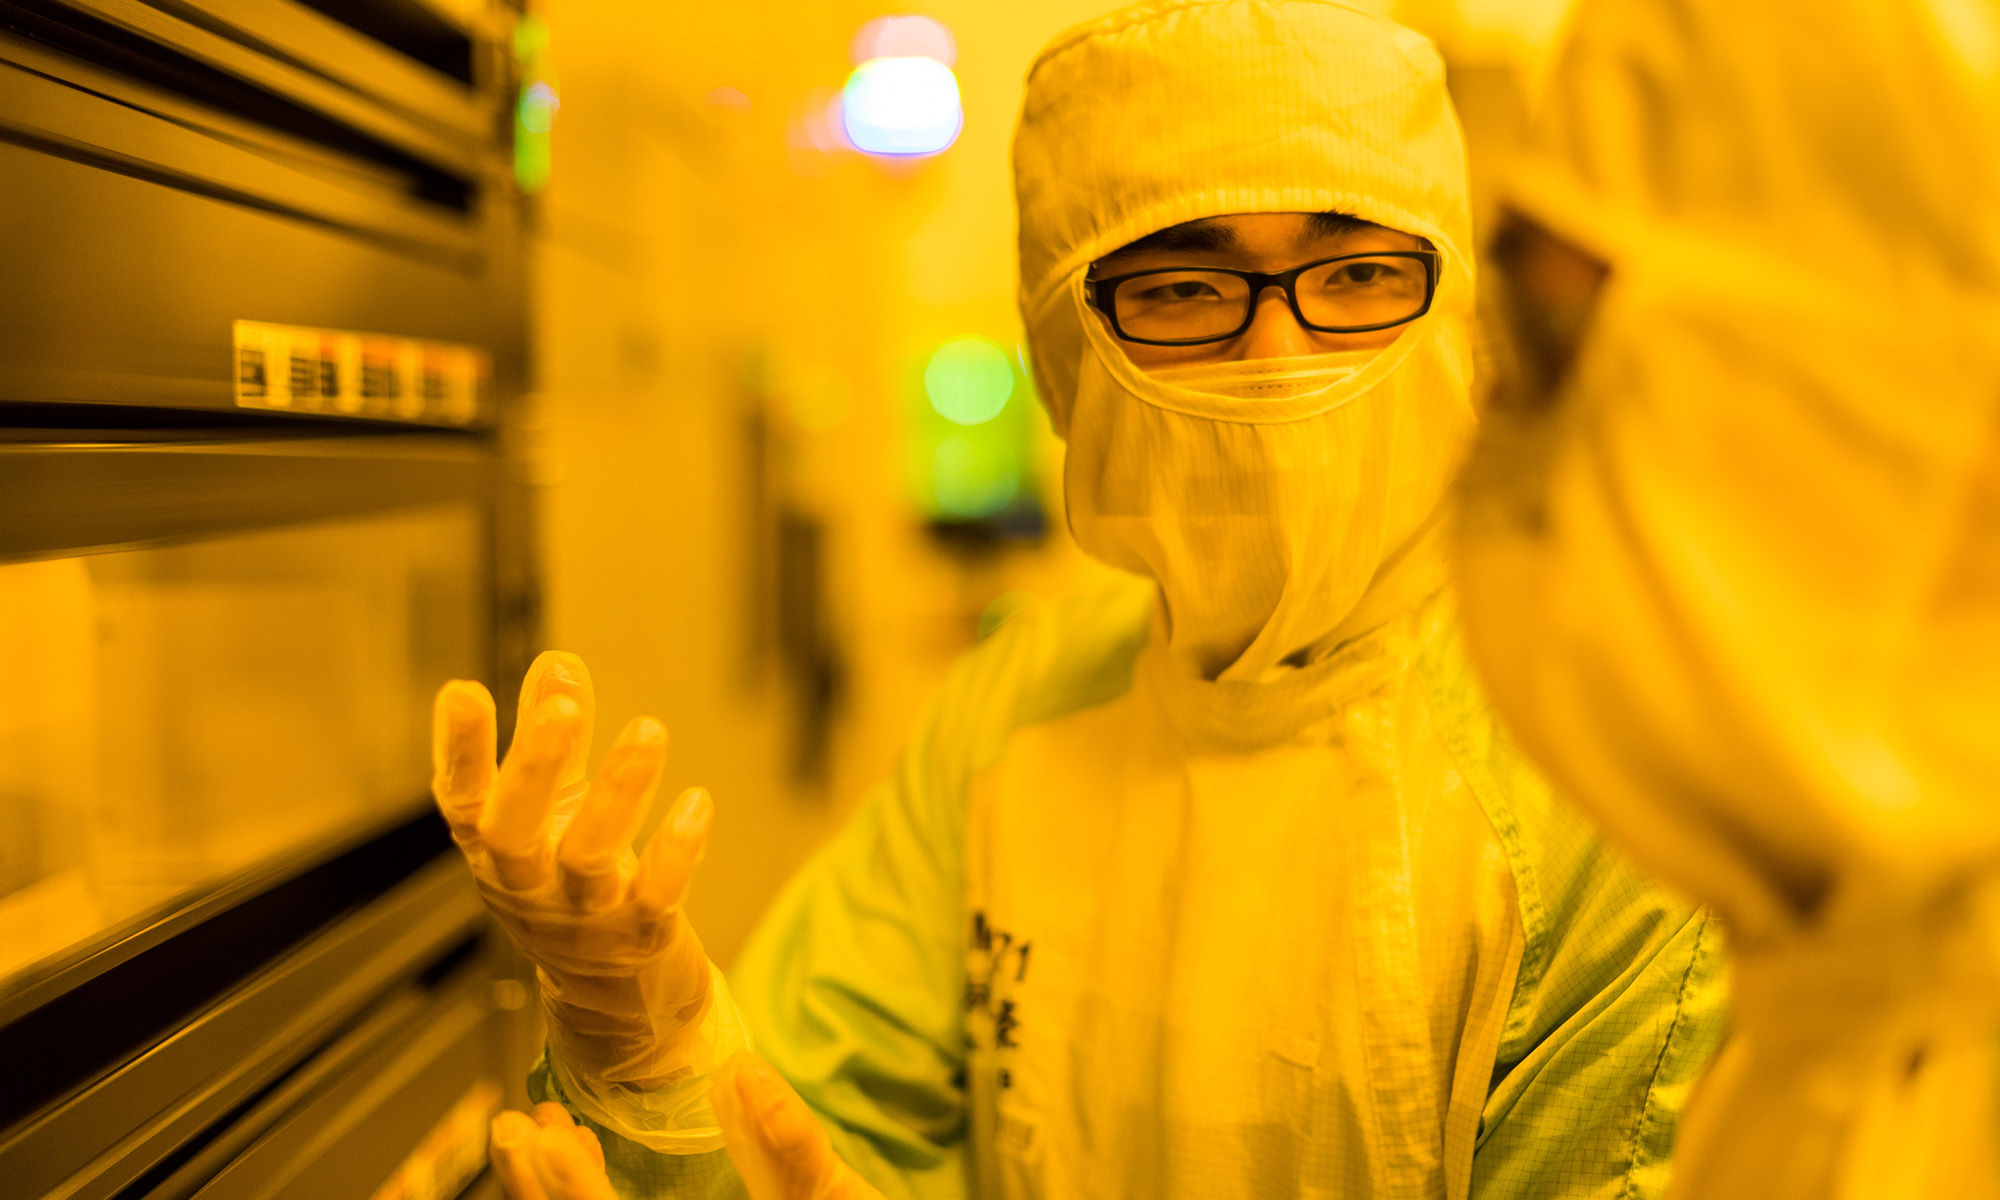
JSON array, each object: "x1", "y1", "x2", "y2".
[
  {"x1": 431, "y1": 2, "x2": 1732, "y2": 1198},
  {"x1": 1452, "y1": 0, "x2": 2000, "y2": 1197}
]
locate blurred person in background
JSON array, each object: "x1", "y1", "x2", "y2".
[
  {"x1": 433, "y1": 1, "x2": 1731, "y2": 1197},
  {"x1": 1456, "y1": 0, "x2": 2000, "y2": 1195}
]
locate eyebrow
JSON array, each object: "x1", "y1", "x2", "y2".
[
  {"x1": 1100, "y1": 210, "x2": 1377, "y2": 260},
  {"x1": 1111, "y1": 220, "x2": 1239, "y2": 256},
  {"x1": 1306, "y1": 210, "x2": 1371, "y2": 238}
]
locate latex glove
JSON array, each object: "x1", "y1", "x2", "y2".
[
  {"x1": 482, "y1": 1057, "x2": 884, "y2": 1200},
  {"x1": 489, "y1": 1104, "x2": 615, "y2": 1200},
  {"x1": 712, "y1": 1053, "x2": 886, "y2": 1200},
  {"x1": 434, "y1": 652, "x2": 741, "y2": 1149}
]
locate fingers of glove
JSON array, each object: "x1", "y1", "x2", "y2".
[
  {"x1": 631, "y1": 787, "x2": 714, "y2": 919},
  {"x1": 431, "y1": 680, "x2": 497, "y2": 840},
  {"x1": 482, "y1": 695, "x2": 585, "y2": 890},
  {"x1": 557, "y1": 716, "x2": 667, "y2": 908},
  {"x1": 529, "y1": 1124, "x2": 621, "y2": 1200},
  {"x1": 489, "y1": 1111, "x2": 553, "y2": 1200},
  {"x1": 525, "y1": 1102, "x2": 606, "y2": 1170},
  {"x1": 713, "y1": 1052, "x2": 883, "y2": 1200},
  {"x1": 515, "y1": 651, "x2": 596, "y2": 793}
]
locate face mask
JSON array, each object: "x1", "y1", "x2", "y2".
[
  {"x1": 1064, "y1": 276, "x2": 1475, "y2": 682},
  {"x1": 1147, "y1": 350, "x2": 1380, "y2": 400}
]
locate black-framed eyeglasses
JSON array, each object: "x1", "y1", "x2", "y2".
[{"x1": 1087, "y1": 250, "x2": 1440, "y2": 346}]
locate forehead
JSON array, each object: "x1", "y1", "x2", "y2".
[{"x1": 1103, "y1": 212, "x2": 1382, "y2": 259}]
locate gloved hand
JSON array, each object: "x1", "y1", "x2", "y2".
[
  {"x1": 710, "y1": 1052, "x2": 885, "y2": 1200},
  {"x1": 488, "y1": 1104, "x2": 614, "y2": 1200},
  {"x1": 485, "y1": 1055, "x2": 887, "y2": 1200},
  {"x1": 433, "y1": 652, "x2": 744, "y2": 1150}
]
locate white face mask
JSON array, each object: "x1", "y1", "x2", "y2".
[
  {"x1": 1147, "y1": 350, "x2": 1381, "y2": 400},
  {"x1": 1063, "y1": 276, "x2": 1475, "y2": 682}
]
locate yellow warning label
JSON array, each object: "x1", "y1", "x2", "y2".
[{"x1": 233, "y1": 321, "x2": 489, "y2": 426}]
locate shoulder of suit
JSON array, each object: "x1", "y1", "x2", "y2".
[
  {"x1": 922, "y1": 574, "x2": 1155, "y2": 777},
  {"x1": 1409, "y1": 589, "x2": 1700, "y2": 955}
]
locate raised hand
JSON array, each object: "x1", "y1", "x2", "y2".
[{"x1": 432, "y1": 652, "x2": 722, "y2": 1099}]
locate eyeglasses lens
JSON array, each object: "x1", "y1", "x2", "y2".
[
  {"x1": 1296, "y1": 256, "x2": 1428, "y2": 330},
  {"x1": 1111, "y1": 256, "x2": 1429, "y2": 343},
  {"x1": 1111, "y1": 271, "x2": 1254, "y2": 343}
]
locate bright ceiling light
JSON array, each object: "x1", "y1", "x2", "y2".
[{"x1": 842, "y1": 56, "x2": 962, "y2": 157}]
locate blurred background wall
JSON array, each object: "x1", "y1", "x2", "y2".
[{"x1": 521, "y1": 0, "x2": 1576, "y2": 965}]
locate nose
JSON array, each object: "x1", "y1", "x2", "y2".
[{"x1": 1232, "y1": 287, "x2": 1317, "y2": 360}]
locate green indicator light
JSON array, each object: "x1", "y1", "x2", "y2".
[
  {"x1": 512, "y1": 16, "x2": 555, "y2": 195},
  {"x1": 925, "y1": 336, "x2": 1013, "y2": 425},
  {"x1": 515, "y1": 127, "x2": 551, "y2": 193},
  {"x1": 932, "y1": 433, "x2": 1020, "y2": 517},
  {"x1": 514, "y1": 83, "x2": 555, "y2": 191},
  {"x1": 513, "y1": 16, "x2": 550, "y2": 62}
]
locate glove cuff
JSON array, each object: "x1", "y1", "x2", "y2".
[{"x1": 546, "y1": 962, "x2": 754, "y2": 1155}]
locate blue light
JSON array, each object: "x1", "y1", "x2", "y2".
[{"x1": 842, "y1": 57, "x2": 962, "y2": 157}]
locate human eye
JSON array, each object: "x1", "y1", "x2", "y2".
[
  {"x1": 1127, "y1": 273, "x2": 1229, "y2": 307},
  {"x1": 1314, "y1": 257, "x2": 1422, "y2": 295}
]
